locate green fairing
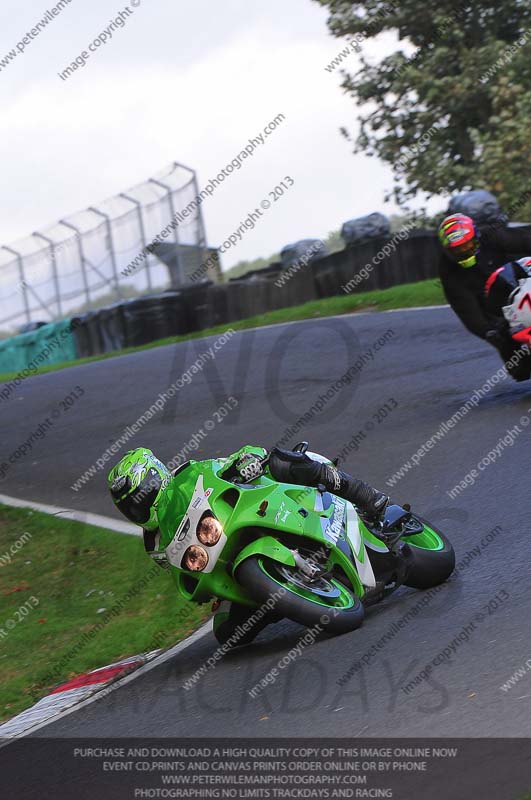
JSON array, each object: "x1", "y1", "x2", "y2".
[
  {"x1": 233, "y1": 537, "x2": 297, "y2": 573},
  {"x1": 402, "y1": 526, "x2": 444, "y2": 550},
  {"x1": 150, "y1": 446, "x2": 447, "y2": 613},
  {"x1": 158, "y1": 461, "x2": 337, "y2": 606}
]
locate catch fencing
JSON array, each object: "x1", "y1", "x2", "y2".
[{"x1": 0, "y1": 162, "x2": 209, "y2": 334}]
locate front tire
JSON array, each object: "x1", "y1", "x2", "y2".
[
  {"x1": 402, "y1": 517, "x2": 455, "y2": 590},
  {"x1": 236, "y1": 556, "x2": 364, "y2": 636}
]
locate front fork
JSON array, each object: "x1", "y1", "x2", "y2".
[
  {"x1": 361, "y1": 540, "x2": 414, "y2": 607},
  {"x1": 358, "y1": 505, "x2": 418, "y2": 606}
]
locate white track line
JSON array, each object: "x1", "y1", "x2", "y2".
[
  {"x1": 0, "y1": 621, "x2": 212, "y2": 742},
  {"x1": 383, "y1": 304, "x2": 448, "y2": 313},
  {"x1": 0, "y1": 493, "x2": 140, "y2": 536},
  {"x1": 223, "y1": 303, "x2": 450, "y2": 336},
  {"x1": 0, "y1": 499, "x2": 213, "y2": 739}
]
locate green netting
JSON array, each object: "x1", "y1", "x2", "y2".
[{"x1": 0, "y1": 319, "x2": 78, "y2": 375}]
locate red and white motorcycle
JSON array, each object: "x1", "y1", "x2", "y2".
[{"x1": 485, "y1": 257, "x2": 531, "y2": 346}]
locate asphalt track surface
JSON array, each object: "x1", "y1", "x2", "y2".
[{"x1": 2, "y1": 307, "x2": 531, "y2": 740}]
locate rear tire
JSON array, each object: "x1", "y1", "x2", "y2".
[
  {"x1": 403, "y1": 518, "x2": 455, "y2": 590},
  {"x1": 236, "y1": 556, "x2": 364, "y2": 636}
]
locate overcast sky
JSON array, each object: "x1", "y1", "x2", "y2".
[{"x1": 0, "y1": 0, "x2": 443, "y2": 269}]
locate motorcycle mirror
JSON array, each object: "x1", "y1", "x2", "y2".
[{"x1": 293, "y1": 441, "x2": 309, "y2": 454}]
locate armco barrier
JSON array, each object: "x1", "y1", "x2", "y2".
[{"x1": 0, "y1": 318, "x2": 77, "y2": 374}]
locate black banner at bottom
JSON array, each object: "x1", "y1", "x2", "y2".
[{"x1": 1, "y1": 738, "x2": 530, "y2": 800}]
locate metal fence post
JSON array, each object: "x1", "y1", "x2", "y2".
[
  {"x1": 32, "y1": 232, "x2": 62, "y2": 318},
  {"x1": 171, "y1": 161, "x2": 210, "y2": 281},
  {"x1": 149, "y1": 176, "x2": 185, "y2": 285},
  {"x1": 88, "y1": 206, "x2": 122, "y2": 299},
  {"x1": 120, "y1": 193, "x2": 153, "y2": 291},
  {"x1": 60, "y1": 219, "x2": 91, "y2": 309},
  {"x1": 2, "y1": 245, "x2": 31, "y2": 325},
  {"x1": 189, "y1": 165, "x2": 210, "y2": 278}
]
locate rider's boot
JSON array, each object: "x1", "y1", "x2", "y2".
[
  {"x1": 212, "y1": 600, "x2": 282, "y2": 646},
  {"x1": 268, "y1": 447, "x2": 388, "y2": 519}
]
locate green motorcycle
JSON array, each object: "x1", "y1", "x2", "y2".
[{"x1": 155, "y1": 444, "x2": 455, "y2": 642}]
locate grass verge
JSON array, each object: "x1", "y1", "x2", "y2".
[
  {"x1": 0, "y1": 504, "x2": 210, "y2": 723},
  {"x1": 0, "y1": 279, "x2": 445, "y2": 382}
]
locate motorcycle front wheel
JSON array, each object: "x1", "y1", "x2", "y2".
[
  {"x1": 401, "y1": 516, "x2": 456, "y2": 590},
  {"x1": 236, "y1": 556, "x2": 364, "y2": 635}
]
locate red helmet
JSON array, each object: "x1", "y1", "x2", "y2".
[{"x1": 438, "y1": 214, "x2": 479, "y2": 267}]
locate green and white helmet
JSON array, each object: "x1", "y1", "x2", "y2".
[{"x1": 108, "y1": 448, "x2": 172, "y2": 531}]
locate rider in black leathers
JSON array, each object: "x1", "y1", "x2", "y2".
[{"x1": 438, "y1": 216, "x2": 531, "y2": 381}]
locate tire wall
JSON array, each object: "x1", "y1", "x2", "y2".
[{"x1": 1, "y1": 230, "x2": 444, "y2": 368}]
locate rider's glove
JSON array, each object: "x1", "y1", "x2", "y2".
[
  {"x1": 372, "y1": 492, "x2": 390, "y2": 519},
  {"x1": 143, "y1": 529, "x2": 169, "y2": 569},
  {"x1": 234, "y1": 453, "x2": 265, "y2": 483}
]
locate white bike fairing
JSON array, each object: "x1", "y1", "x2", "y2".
[
  {"x1": 503, "y1": 276, "x2": 531, "y2": 333},
  {"x1": 345, "y1": 501, "x2": 376, "y2": 588},
  {"x1": 166, "y1": 474, "x2": 227, "y2": 573}
]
